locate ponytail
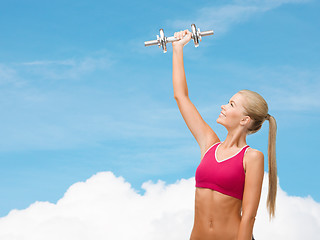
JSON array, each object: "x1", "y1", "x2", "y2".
[
  {"x1": 238, "y1": 90, "x2": 278, "y2": 219},
  {"x1": 266, "y1": 114, "x2": 277, "y2": 219}
]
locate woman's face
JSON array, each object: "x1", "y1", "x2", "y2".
[{"x1": 216, "y1": 93, "x2": 249, "y2": 130}]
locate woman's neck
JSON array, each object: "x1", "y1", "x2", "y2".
[{"x1": 222, "y1": 130, "x2": 247, "y2": 148}]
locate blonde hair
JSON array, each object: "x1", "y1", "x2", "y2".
[{"x1": 238, "y1": 89, "x2": 277, "y2": 219}]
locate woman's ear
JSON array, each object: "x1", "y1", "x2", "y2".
[{"x1": 240, "y1": 116, "x2": 251, "y2": 126}]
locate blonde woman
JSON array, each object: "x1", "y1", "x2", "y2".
[{"x1": 172, "y1": 30, "x2": 277, "y2": 240}]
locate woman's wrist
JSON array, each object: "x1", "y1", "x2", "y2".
[{"x1": 173, "y1": 45, "x2": 184, "y2": 53}]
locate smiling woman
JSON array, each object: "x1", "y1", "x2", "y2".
[{"x1": 171, "y1": 29, "x2": 277, "y2": 240}]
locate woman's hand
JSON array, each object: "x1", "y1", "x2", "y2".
[{"x1": 172, "y1": 30, "x2": 192, "y2": 49}]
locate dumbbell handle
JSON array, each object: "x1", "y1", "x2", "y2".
[
  {"x1": 144, "y1": 40, "x2": 159, "y2": 47},
  {"x1": 144, "y1": 30, "x2": 214, "y2": 47},
  {"x1": 199, "y1": 30, "x2": 214, "y2": 37}
]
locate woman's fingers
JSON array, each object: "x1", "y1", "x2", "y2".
[
  {"x1": 172, "y1": 29, "x2": 192, "y2": 47},
  {"x1": 174, "y1": 30, "x2": 189, "y2": 40}
]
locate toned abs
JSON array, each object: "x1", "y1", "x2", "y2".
[{"x1": 190, "y1": 188, "x2": 242, "y2": 240}]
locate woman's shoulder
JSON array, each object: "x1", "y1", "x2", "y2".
[
  {"x1": 243, "y1": 147, "x2": 264, "y2": 174},
  {"x1": 245, "y1": 147, "x2": 264, "y2": 163}
]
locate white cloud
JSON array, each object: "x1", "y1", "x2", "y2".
[
  {"x1": 0, "y1": 171, "x2": 319, "y2": 240},
  {"x1": 11, "y1": 51, "x2": 115, "y2": 82},
  {"x1": 172, "y1": 0, "x2": 310, "y2": 35},
  {"x1": 0, "y1": 53, "x2": 115, "y2": 90},
  {"x1": 231, "y1": 64, "x2": 320, "y2": 111},
  {"x1": 0, "y1": 64, "x2": 16, "y2": 81},
  {"x1": 21, "y1": 60, "x2": 76, "y2": 66},
  {"x1": 0, "y1": 64, "x2": 25, "y2": 87},
  {"x1": 0, "y1": 91, "x2": 187, "y2": 151},
  {"x1": 18, "y1": 56, "x2": 114, "y2": 80}
]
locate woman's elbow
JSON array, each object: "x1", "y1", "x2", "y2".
[
  {"x1": 241, "y1": 213, "x2": 256, "y2": 224},
  {"x1": 174, "y1": 94, "x2": 188, "y2": 101}
]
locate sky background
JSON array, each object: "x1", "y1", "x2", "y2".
[{"x1": 0, "y1": 0, "x2": 319, "y2": 234}]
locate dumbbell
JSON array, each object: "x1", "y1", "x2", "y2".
[{"x1": 144, "y1": 24, "x2": 214, "y2": 53}]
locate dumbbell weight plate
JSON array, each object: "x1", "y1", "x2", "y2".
[{"x1": 191, "y1": 24, "x2": 199, "y2": 47}]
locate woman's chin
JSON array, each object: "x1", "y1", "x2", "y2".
[{"x1": 216, "y1": 118, "x2": 226, "y2": 127}]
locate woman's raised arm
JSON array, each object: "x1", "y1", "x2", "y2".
[{"x1": 172, "y1": 30, "x2": 219, "y2": 156}]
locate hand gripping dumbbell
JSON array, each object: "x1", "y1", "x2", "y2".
[{"x1": 144, "y1": 24, "x2": 214, "y2": 53}]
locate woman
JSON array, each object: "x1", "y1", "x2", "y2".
[{"x1": 172, "y1": 30, "x2": 277, "y2": 240}]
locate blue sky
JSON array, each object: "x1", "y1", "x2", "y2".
[{"x1": 0, "y1": 0, "x2": 319, "y2": 218}]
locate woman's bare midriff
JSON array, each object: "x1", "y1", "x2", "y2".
[{"x1": 190, "y1": 187, "x2": 242, "y2": 240}]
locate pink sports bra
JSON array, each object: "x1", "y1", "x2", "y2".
[{"x1": 195, "y1": 142, "x2": 250, "y2": 200}]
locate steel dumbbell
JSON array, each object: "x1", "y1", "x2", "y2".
[{"x1": 144, "y1": 24, "x2": 214, "y2": 53}]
